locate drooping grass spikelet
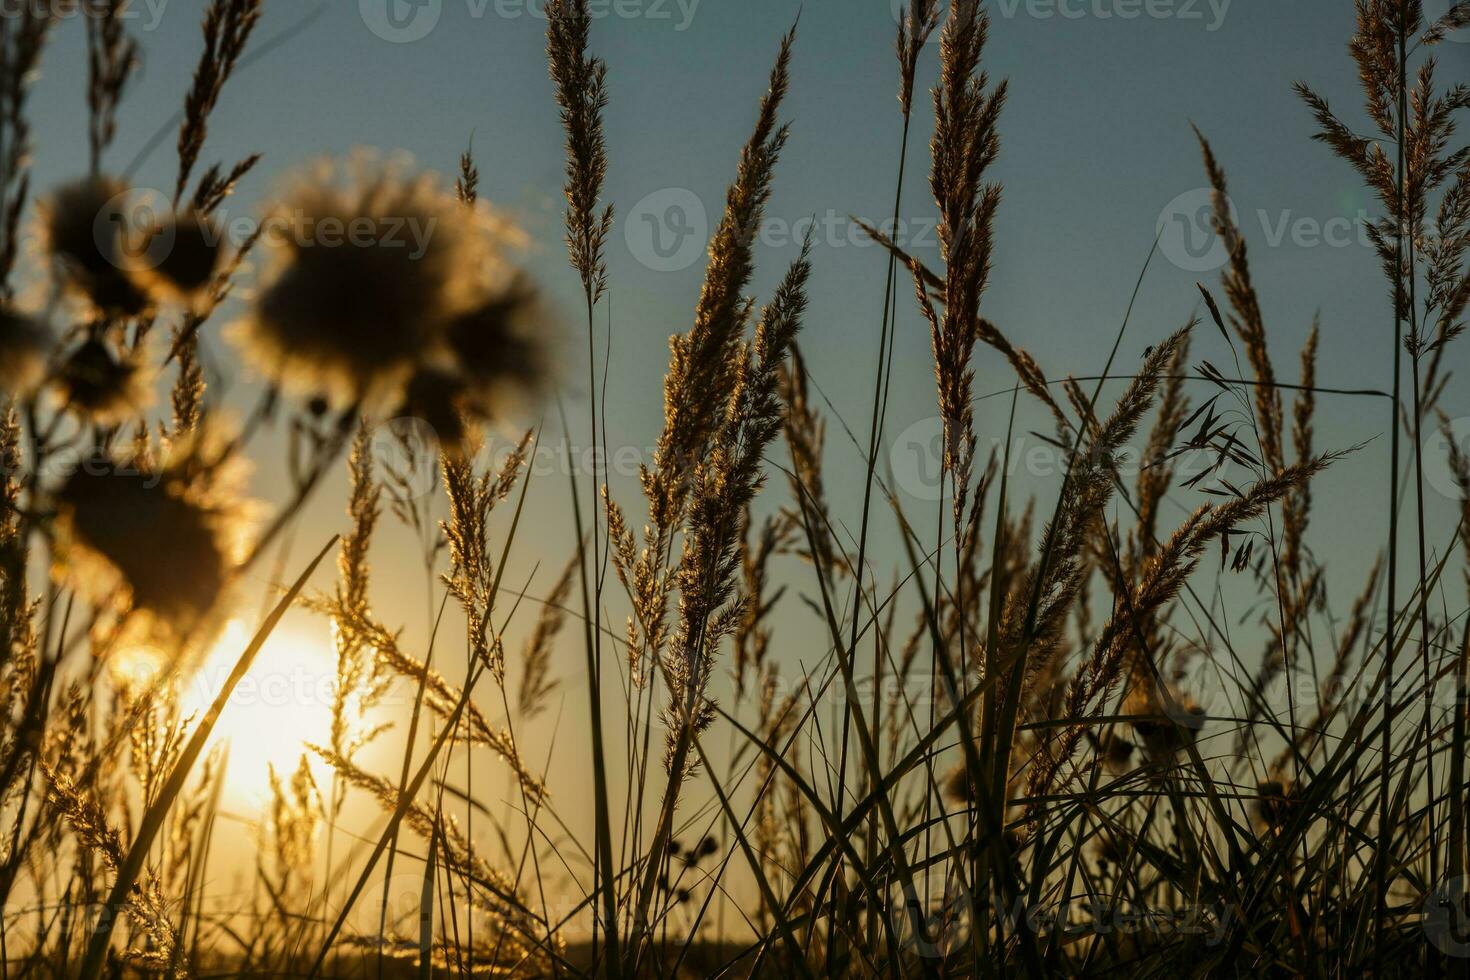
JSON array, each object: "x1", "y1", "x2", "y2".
[
  {"x1": 518, "y1": 551, "x2": 575, "y2": 719},
  {"x1": 1033, "y1": 451, "x2": 1342, "y2": 803},
  {"x1": 1196, "y1": 128, "x2": 1285, "y2": 476}
]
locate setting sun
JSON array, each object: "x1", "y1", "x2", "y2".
[
  {"x1": 183, "y1": 618, "x2": 338, "y2": 805},
  {"x1": 111, "y1": 618, "x2": 342, "y2": 806}
]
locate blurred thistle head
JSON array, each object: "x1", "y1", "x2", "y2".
[
  {"x1": 1093, "y1": 831, "x2": 1127, "y2": 869},
  {"x1": 1125, "y1": 684, "x2": 1205, "y2": 761},
  {"x1": 52, "y1": 427, "x2": 253, "y2": 648},
  {"x1": 130, "y1": 207, "x2": 227, "y2": 304},
  {"x1": 395, "y1": 274, "x2": 553, "y2": 454},
  {"x1": 53, "y1": 337, "x2": 152, "y2": 424},
  {"x1": 0, "y1": 307, "x2": 52, "y2": 395},
  {"x1": 396, "y1": 367, "x2": 474, "y2": 457},
  {"x1": 38, "y1": 176, "x2": 155, "y2": 318},
  {"x1": 444, "y1": 272, "x2": 551, "y2": 406},
  {"x1": 235, "y1": 156, "x2": 548, "y2": 416},
  {"x1": 1087, "y1": 731, "x2": 1136, "y2": 774},
  {"x1": 1253, "y1": 778, "x2": 1294, "y2": 833}
]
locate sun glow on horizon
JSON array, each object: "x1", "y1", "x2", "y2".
[{"x1": 113, "y1": 618, "x2": 340, "y2": 808}]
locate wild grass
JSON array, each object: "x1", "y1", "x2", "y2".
[{"x1": 0, "y1": 0, "x2": 1465, "y2": 977}]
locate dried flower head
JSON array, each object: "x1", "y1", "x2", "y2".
[
  {"x1": 1087, "y1": 731, "x2": 1136, "y2": 774},
  {"x1": 38, "y1": 176, "x2": 153, "y2": 317},
  {"x1": 52, "y1": 429, "x2": 253, "y2": 645},
  {"x1": 444, "y1": 273, "x2": 551, "y2": 411},
  {"x1": 1094, "y1": 831, "x2": 1127, "y2": 868},
  {"x1": 53, "y1": 337, "x2": 152, "y2": 424},
  {"x1": 133, "y1": 208, "x2": 226, "y2": 302},
  {"x1": 1125, "y1": 683, "x2": 1205, "y2": 760},
  {"x1": 395, "y1": 367, "x2": 474, "y2": 455},
  {"x1": 1253, "y1": 778, "x2": 1295, "y2": 833},
  {"x1": 0, "y1": 307, "x2": 52, "y2": 394},
  {"x1": 235, "y1": 156, "x2": 545, "y2": 418}
]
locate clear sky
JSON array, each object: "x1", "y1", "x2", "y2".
[{"x1": 17, "y1": 0, "x2": 1470, "y2": 922}]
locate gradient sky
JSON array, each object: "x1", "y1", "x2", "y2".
[{"x1": 17, "y1": 0, "x2": 1470, "y2": 926}]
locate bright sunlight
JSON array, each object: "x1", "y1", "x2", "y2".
[{"x1": 115, "y1": 618, "x2": 339, "y2": 806}]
